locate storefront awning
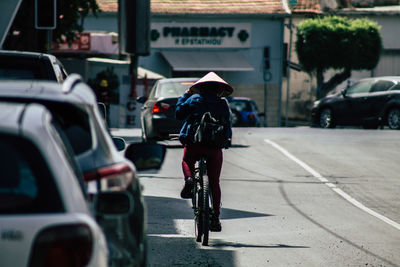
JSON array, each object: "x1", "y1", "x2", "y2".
[{"x1": 161, "y1": 51, "x2": 254, "y2": 71}]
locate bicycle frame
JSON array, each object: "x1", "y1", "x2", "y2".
[{"x1": 192, "y1": 156, "x2": 213, "y2": 246}]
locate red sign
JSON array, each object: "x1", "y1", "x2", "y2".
[{"x1": 52, "y1": 33, "x2": 91, "y2": 52}]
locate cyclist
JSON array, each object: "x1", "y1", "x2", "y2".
[{"x1": 175, "y1": 72, "x2": 233, "y2": 232}]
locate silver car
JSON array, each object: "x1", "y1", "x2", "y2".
[
  {"x1": 0, "y1": 75, "x2": 166, "y2": 266},
  {"x1": 0, "y1": 102, "x2": 108, "y2": 267}
]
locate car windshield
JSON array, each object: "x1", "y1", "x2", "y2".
[
  {"x1": 0, "y1": 58, "x2": 53, "y2": 81},
  {"x1": 0, "y1": 134, "x2": 64, "y2": 214},
  {"x1": 154, "y1": 81, "x2": 195, "y2": 98},
  {"x1": 229, "y1": 100, "x2": 252, "y2": 112}
]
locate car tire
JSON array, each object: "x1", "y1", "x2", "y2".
[
  {"x1": 387, "y1": 107, "x2": 400, "y2": 130},
  {"x1": 319, "y1": 108, "x2": 335, "y2": 128}
]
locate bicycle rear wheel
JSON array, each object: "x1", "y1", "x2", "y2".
[
  {"x1": 194, "y1": 178, "x2": 202, "y2": 243},
  {"x1": 201, "y1": 173, "x2": 210, "y2": 246}
]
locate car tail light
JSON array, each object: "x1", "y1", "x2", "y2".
[
  {"x1": 152, "y1": 102, "x2": 170, "y2": 113},
  {"x1": 29, "y1": 224, "x2": 93, "y2": 267},
  {"x1": 83, "y1": 162, "x2": 134, "y2": 191},
  {"x1": 247, "y1": 113, "x2": 256, "y2": 122}
]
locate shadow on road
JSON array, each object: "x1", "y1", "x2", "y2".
[
  {"x1": 145, "y1": 195, "x2": 273, "y2": 266},
  {"x1": 145, "y1": 196, "x2": 272, "y2": 235},
  {"x1": 147, "y1": 235, "x2": 234, "y2": 267}
]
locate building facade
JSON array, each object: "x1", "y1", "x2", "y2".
[{"x1": 86, "y1": 0, "x2": 291, "y2": 127}]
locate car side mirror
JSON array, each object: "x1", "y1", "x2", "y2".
[
  {"x1": 112, "y1": 137, "x2": 126, "y2": 151},
  {"x1": 95, "y1": 191, "x2": 133, "y2": 218},
  {"x1": 136, "y1": 96, "x2": 147, "y2": 104},
  {"x1": 124, "y1": 142, "x2": 166, "y2": 171},
  {"x1": 341, "y1": 88, "x2": 347, "y2": 97}
]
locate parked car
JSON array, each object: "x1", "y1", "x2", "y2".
[
  {"x1": 137, "y1": 77, "x2": 199, "y2": 141},
  {"x1": 0, "y1": 50, "x2": 68, "y2": 83},
  {"x1": 227, "y1": 96, "x2": 262, "y2": 127},
  {"x1": 311, "y1": 76, "x2": 400, "y2": 129},
  {"x1": 0, "y1": 75, "x2": 166, "y2": 267},
  {"x1": 0, "y1": 102, "x2": 109, "y2": 267}
]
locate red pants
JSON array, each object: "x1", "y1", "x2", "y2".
[{"x1": 182, "y1": 144, "x2": 223, "y2": 217}]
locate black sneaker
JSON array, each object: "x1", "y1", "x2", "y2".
[
  {"x1": 180, "y1": 178, "x2": 194, "y2": 199},
  {"x1": 210, "y1": 216, "x2": 222, "y2": 232}
]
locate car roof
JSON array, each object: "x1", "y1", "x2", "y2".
[
  {"x1": 157, "y1": 77, "x2": 199, "y2": 83},
  {"x1": 360, "y1": 76, "x2": 400, "y2": 82},
  {"x1": 0, "y1": 50, "x2": 56, "y2": 61},
  {"x1": 0, "y1": 75, "x2": 97, "y2": 107},
  {"x1": 0, "y1": 102, "x2": 26, "y2": 132},
  {"x1": 0, "y1": 102, "x2": 52, "y2": 138},
  {"x1": 228, "y1": 96, "x2": 252, "y2": 101}
]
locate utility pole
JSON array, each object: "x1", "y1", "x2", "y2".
[{"x1": 285, "y1": 16, "x2": 293, "y2": 127}]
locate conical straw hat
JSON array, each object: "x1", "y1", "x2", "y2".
[{"x1": 190, "y1": 72, "x2": 233, "y2": 97}]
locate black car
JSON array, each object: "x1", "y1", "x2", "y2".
[
  {"x1": 311, "y1": 76, "x2": 400, "y2": 129},
  {"x1": 137, "y1": 77, "x2": 199, "y2": 141},
  {"x1": 0, "y1": 50, "x2": 68, "y2": 83}
]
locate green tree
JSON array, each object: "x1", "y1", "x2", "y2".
[
  {"x1": 295, "y1": 16, "x2": 382, "y2": 99},
  {"x1": 4, "y1": 0, "x2": 100, "y2": 52}
]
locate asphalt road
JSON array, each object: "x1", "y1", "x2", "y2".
[{"x1": 126, "y1": 127, "x2": 400, "y2": 267}]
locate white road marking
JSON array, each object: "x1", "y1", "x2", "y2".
[{"x1": 264, "y1": 139, "x2": 400, "y2": 231}]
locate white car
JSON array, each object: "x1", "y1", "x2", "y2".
[
  {"x1": 0, "y1": 102, "x2": 108, "y2": 267},
  {"x1": 0, "y1": 76, "x2": 167, "y2": 267}
]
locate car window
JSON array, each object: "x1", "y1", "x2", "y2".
[
  {"x1": 250, "y1": 100, "x2": 259, "y2": 112},
  {"x1": 389, "y1": 82, "x2": 400, "y2": 91},
  {"x1": 229, "y1": 100, "x2": 252, "y2": 112},
  {"x1": 346, "y1": 80, "x2": 374, "y2": 95},
  {"x1": 46, "y1": 102, "x2": 93, "y2": 155},
  {"x1": 155, "y1": 81, "x2": 195, "y2": 98},
  {"x1": 50, "y1": 119, "x2": 88, "y2": 198},
  {"x1": 370, "y1": 80, "x2": 395, "y2": 93},
  {"x1": 0, "y1": 135, "x2": 64, "y2": 214},
  {"x1": 0, "y1": 68, "x2": 36, "y2": 79}
]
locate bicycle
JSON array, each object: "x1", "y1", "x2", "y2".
[
  {"x1": 192, "y1": 156, "x2": 214, "y2": 246},
  {"x1": 168, "y1": 134, "x2": 214, "y2": 246}
]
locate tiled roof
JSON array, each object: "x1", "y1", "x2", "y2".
[
  {"x1": 290, "y1": 0, "x2": 323, "y2": 13},
  {"x1": 97, "y1": 0, "x2": 117, "y2": 13},
  {"x1": 150, "y1": 0, "x2": 288, "y2": 14},
  {"x1": 96, "y1": 0, "x2": 291, "y2": 14}
]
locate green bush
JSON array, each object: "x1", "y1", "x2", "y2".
[{"x1": 296, "y1": 16, "x2": 382, "y2": 72}]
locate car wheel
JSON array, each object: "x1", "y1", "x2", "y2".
[
  {"x1": 387, "y1": 107, "x2": 400, "y2": 130},
  {"x1": 319, "y1": 108, "x2": 334, "y2": 128}
]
